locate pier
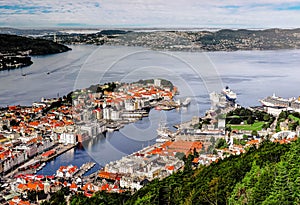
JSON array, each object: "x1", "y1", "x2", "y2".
[
  {"x1": 74, "y1": 162, "x2": 96, "y2": 178},
  {"x1": 40, "y1": 144, "x2": 76, "y2": 162}
]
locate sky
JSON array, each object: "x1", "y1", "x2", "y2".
[{"x1": 0, "y1": 0, "x2": 300, "y2": 29}]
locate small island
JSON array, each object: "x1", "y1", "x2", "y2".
[{"x1": 0, "y1": 34, "x2": 71, "y2": 71}]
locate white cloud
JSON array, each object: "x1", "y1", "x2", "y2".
[{"x1": 0, "y1": 0, "x2": 300, "y2": 28}]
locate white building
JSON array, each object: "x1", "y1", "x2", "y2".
[
  {"x1": 102, "y1": 107, "x2": 111, "y2": 120},
  {"x1": 111, "y1": 110, "x2": 120, "y2": 121},
  {"x1": 59, "y1": 133, "x2": 76, "y2": 144},
  {"x1": 125, "y1": 100, "x2": 135, "y2": 111},
  {"x1": 154, "y1": 79, "x2": 161, "y2": 87}
]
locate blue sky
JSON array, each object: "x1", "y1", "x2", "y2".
[{"x1": 0, "y1": 0, "x2": 300, "y2": 28}]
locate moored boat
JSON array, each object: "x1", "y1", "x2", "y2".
[
  {"x1": 182, "y1": 97, "x2": 191, "y2": 107},
  {"x1": 222, "y1": 86, "x2": 237, "y2": 102}
]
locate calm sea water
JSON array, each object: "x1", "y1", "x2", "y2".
[{"x1": 1, "y1": 45, "x2": 299, "y2": 175}]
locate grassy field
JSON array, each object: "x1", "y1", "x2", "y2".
[{"x1": 230, "y1": 121, "x2": 265, "y2": 131}]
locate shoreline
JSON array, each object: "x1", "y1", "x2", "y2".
[{"x1": 0, "y1": 78, "x2": 180, "y2": 178}]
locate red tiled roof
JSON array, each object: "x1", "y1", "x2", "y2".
[
  {"x1": 42, "y1": 150, "x2": 55, "y2": 157},
  {"x1": 70, "y1": 182, "x2": 78, "y2": 189},
  {"x1": 192, "y1": 158, "x2": 199, "y2": 163},
  {"x1": 166, "y1": 165, "x2": 175, "y2": 171}
]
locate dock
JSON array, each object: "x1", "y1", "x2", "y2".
[
  {"x1": 41, "y1": 144, "x2": 76, "y2": 162},
  {"x1": 74, "y1": 162, "x2": 96, "y2": 178}
]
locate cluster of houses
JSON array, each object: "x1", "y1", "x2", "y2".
[
  {"x1": 0, "y1": 79, "x2": 177, "y2": 174},
  {"x1": 72, "y1": 79, "x2": 176, "y2": 123},
  {"x1": 99, "y1": 140, "x2": 206, "y2": 190},
  {"x1": 0, "y1": 99, "x2": 76, "y2": 174},
  {"x1": 2, "y1": 79, "x2": 300, "y2": 204}
]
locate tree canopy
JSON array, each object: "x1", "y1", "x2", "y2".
[{"x1": 42, "y1": 139, "x2": 300, "y2": 205}]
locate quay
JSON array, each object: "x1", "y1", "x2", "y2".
[
  {"x1": 74, "y1": 162, "x2": 96, "y2": 178},
  {"x1": 3, "y1": 144, "x2": 76, "y2": 179},
  {"x1": 40, "y1": 144, "x2": 76, "y2": 162}
]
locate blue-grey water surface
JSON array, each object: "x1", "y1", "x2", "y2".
[{"x1": 0, "y1": 45, "x2": 299, "y2": 175}]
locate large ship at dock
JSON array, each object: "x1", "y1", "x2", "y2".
[
  {"x1": 209, "y1": 86, "x2": 237, "y2": 110},
  {"x1": 260, "y1": 94, "x2": 300, "y2": 111},
  {"x1": 260, "y1": 93, "x2": 291, "y2": 107},
  {"x1": 222, "y1": 86, "x2": 237, "y2": 102},
  {"x1": 156, "y1": 121, "x2": 175, "y2": 142}
]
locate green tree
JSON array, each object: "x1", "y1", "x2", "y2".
[
  {"x1": 262, "y1": 162, "x2": 293, "y2": 204},
  {"x1": 210, "y1": 136, "x2": 216, "y2": 146},
  {"x1": 41, "y1": 189, "x2": 66, "y2": 205},
  {"x1": 175, "y1": 152, "x2": 185, "y2": 160},
  {"x1": 251, "y1": 164, "x2": 275, "y2": 204},
  {"x1": 184, "y1": 154, "x2": 194, "y2": 172},
  {"x1": 247, "y1": 116, "x2": 255, "y2": 124},
  {"x1": 263, "y1": 114, "x2": 270, "y2": 122},
  {"x1": 2, "y1": 124, "x2": 9, "y2": 131},
  {"x1": 251, "y1": 130, "x2": 258, "y2": 137},
  {"x1": 278, "y1": 111, "x2": 288, "y2": 120},
  {"x1": 215, "y1": 138, "x2": 228, "y2": 149},
  {"x1": 193, "y1": 147, "x2": 199, "y2": 158},
  {"x1": 228, "y1": 161, "x2": 261, "y2": 204},
  {"x1": 226, "y1": 125, "x2": 232, "y2": 132}
]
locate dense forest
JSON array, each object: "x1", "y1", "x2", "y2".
[
  {"x1": 0, "y1": 34, "x2": 71, "y2": 70},
  {"x1": 0, "y1": 34, "x2": 70, "y2": 55},
  {"x1": 42, "y1": 139, "x2": 300, "y2": 204}
]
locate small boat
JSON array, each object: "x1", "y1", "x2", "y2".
[
  {"x1": 155, "y1": 106, "x2": 162, "y2": 111},
  {"x1": 182, "y1": 98, "x2": 191, "y2": 107},
  {"x1": 36, "y1": 162, "x2": 46, "y2": 171},
  {"x1": 155, "y1": 137, "x2": 170, "y2": 143},
  {"x1": 106, "y1": 123, "x2": 121, "y2": 132},
  {"x1": 155, "y1": 105, "x2": 174, "y2": 111},
  {"x1": 161, "y1": 106, "x2": 175, "y2": 111},
  {"x1": 157, "y1": 121, "x2": 172, "y2": 138}
]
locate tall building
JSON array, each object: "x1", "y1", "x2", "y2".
[{"x1": 154, "y1": 79, "x2": 161, "y2": 87}]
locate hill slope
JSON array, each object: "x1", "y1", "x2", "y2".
[
  {"x1": 0, "y1": 34, "x2": 70, "y2": 55},
  {"x1": 41, "y1": 139, "x2": 300, "y2": 205},
  {"x1": 0, "y1": 34, "x2": 71, "y2": 70},
  {"x1": 126, "y1": 141, "x2": 296, "y2": 205}
]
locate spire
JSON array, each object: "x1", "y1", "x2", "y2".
[{"x1": 53, "y1": 33, "x2": 57, "y2": 43}]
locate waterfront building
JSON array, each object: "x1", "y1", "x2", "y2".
[
  {"x1": 154, "y1": 79, "x2": 161, "y2": 87},
  {"x1": 59, "y1": 133, "x2": 76, "y2": 145}
]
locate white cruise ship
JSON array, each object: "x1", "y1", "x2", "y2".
[
  {"x1": 222, "y1": 86, "x2": 237, "y2": 102},
  {"x1": 260, "y1": 94, "x2": 300, "y2": 111}
]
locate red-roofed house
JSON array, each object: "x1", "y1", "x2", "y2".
[{"x1": 70, "y1": 182, "x2": 78, "y2": 192}]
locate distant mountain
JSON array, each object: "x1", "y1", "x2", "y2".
[
  {"x1": 47, "y1": 28, "x2": 300, "y2": 51},
  {"x1": 0, "y1": 27, "x2": 59, "y2": 36}
]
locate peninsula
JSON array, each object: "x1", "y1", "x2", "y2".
[{"x1": 0, "y1": 34, "x2": 71, "y2": 71}]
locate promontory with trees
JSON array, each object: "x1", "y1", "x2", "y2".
[{"x1": 0, "y1": 34, "x2": 71, "y2": 71}]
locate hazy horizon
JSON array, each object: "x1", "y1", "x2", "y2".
[{"x1": 1, "y1": 1, "x2": 300, "y2": 29}]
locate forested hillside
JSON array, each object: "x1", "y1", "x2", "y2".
[
  {"x1": 126, "y1": 141, "x2": 296, "y2": 205},
  {"x1": 0, "y1": 34, "x2": 70, "y2": 55},
  {"x1": 42, "y1": 139, "x2": 300, "y2": 205}
]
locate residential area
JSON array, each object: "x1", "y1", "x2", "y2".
[{"x1": 0, "y1": 80, "x2": 300, "y2": 204}]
